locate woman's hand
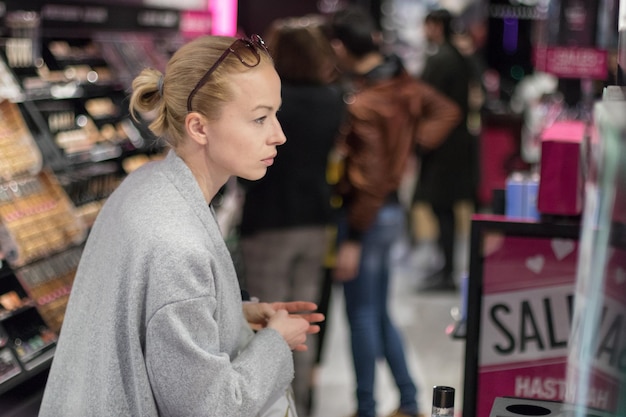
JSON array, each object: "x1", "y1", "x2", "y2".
[
  {"x1": 243, "y1": 302, "x2": 277, "y2": 331},
  {"x1": 243, "y1": 301, "x2": 325, "y2": 351},
  {"x1": 269, "y1": 301, "x2": 325, "y2": 333}
]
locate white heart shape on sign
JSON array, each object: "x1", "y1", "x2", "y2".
[
  {"x1": 551, "y1": 239, "x2": 575, "y2": 261},
  {"x1": 526, "y1": 255, "x2": 545, "y2": 274},
  {"x1": 615, "y1": 268, "x2": 626, "y2": 285}
]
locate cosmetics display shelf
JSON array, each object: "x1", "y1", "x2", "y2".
[
  {"x1": 0, "y1": 4, "x2": 181, "y2": 217},
  {"x1": 0, "y1": 203, "x2": 84, "y2": 396},
  {"x1": 0, "y1": 259, "x2": 58, "y2": 395},
  {"x1": 0, "y1": 32, "x2": 171, "y2": 223},
  {"x1": 4, "y1": 36, "x2": 165, "y2": 170},
  {"x1": 0, "y1": 168, "x2": 85, "y2": 396},
  {"x1": 0, "y1": 3, "x2": 184, "y2": 394},
  {"x1": 0, "y1": 93, "x2": 87, "y2": 394}
]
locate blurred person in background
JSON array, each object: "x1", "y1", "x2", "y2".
[
  {"x1": 238, "y1": 15, "x2": 346, "y2": 417},
  {"x1": 325, "y1": 6, "x2": 460, "y2": 417},
  {"x1": 412, "y1": 8, "x2": 478, "y2": 292}
]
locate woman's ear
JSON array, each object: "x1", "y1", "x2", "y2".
[{"x1": 185, "y1": 112, "x2": 210, "y2": 146}]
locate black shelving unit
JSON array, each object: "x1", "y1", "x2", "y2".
[
  {"x1": 0, "y1": 261, "x2": 56, "y2": 395},
  {"x1": 0, "y1": 1, "x2": 185, "y2": 398}
]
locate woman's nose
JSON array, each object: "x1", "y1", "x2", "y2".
[{"x1": 273, "y1": 118, "x2": 287, "y2": 145}]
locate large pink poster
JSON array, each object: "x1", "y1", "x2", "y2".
[
  {"x1": 476, "y1": 234, "x2": 626, "y2": 416},
  {"x1": 477, "y1": 235, "x2": 579, "y2": 417}
]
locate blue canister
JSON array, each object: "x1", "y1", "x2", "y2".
[{"x1": 505, "y1": 172, "x2": 526, "y2": 218}]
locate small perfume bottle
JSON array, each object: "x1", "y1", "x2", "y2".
[{"x1": 431, "y1": 386, "x2": 454, "y2": 417}]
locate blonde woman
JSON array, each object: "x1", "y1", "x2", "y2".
[{"x1": 39, "y1": 35, "x2": 323, "y2": 417}]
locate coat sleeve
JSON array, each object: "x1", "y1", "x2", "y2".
[
  {"x1": 146, "y1": 299, "x2": 293, "y2": 417},
  {"x1": 412, "y1": 80, "x2": 461, "y2": 151},
  {"x1": 144, "y1": 246, "x2": 293, "y2": 417}
]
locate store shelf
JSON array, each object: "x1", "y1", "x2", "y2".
[
  {"x1": 0, "y1": 1, "x2": 184, "y2": 395},
  {"x1": 0, "y1": 344, "x2": 54, "y2": 396},
  {"x1": 0, "y1": 303, "x2": 37, "y2": 322}
]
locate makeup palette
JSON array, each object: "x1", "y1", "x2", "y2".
[
  {"x1": 0, "y1": 171, "x2": 87, "y2": 267},
  {"x1": 0, "y1": 100, "x2": 42, "y2": 181}
]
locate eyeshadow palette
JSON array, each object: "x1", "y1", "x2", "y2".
[
  {"x1": 0, "y1": 171, "x2": 87, "y2": 267},
  {"x1": 0, "y1": 100, "x2": 42, "y2": 181}
]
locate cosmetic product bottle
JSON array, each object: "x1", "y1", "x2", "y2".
[{"x1": 431, "y1": 386, "x2": 454, "y2": 417}]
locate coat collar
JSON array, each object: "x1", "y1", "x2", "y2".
[{"x1": 160, "y1": 149, "x2": 224, "y2": 242}]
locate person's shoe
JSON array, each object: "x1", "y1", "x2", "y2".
[
  {"x1": 416, "y1": 271, "x2": 457, "y2": 292},
  {"x1": 386, "y1": 409, "x2": 425, "y2": 417}
]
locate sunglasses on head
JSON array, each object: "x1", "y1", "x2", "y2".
[{"x1": 186, "y1": 34, "x2": 270, "y2": 113}]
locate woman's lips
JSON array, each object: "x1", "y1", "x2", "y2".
[{"x1": 262, "y1": 154, "x2": 276, "y2": 166}]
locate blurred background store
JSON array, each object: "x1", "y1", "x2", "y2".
[{"x1": 0, "y1": 0, "x2": 624, "y2": 416}]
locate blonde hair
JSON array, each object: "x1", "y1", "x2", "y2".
[{"x1": 129, "y1": 35, "x2": 272, "y2": 148}]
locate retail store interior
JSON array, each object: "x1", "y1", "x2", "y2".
[{"x1": 0, "y1": 0, "x2": 625, "y2": 416}]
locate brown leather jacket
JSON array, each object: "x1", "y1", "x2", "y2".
[{"x1": 337, "y1": 55, "x2": 460, "y2": 240}]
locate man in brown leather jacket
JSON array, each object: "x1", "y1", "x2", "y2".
[{"x1": 326, "y1": 6, "x2": 460, "y2": 417}]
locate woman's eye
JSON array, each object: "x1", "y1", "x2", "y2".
[{"x1": 254, "y1": 116, "x2": 267, "y2": 124}]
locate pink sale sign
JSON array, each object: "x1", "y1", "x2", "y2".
[{"x1": 475, "y1": 234, "x2": 625, "y2": 416}]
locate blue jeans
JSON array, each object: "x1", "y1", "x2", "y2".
[{"x1": 339, "y1": 203, "x2": 418, "y2": 417}]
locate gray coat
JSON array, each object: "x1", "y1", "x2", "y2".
[{"x1": 39, "y1": 151, "x2": 294, "y2": 417}]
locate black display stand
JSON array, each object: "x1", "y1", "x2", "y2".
[{"x1": 0, "y1": 259, "x2": 57, "y2": 396}]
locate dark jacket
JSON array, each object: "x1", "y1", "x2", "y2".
[
  {"x1": 338, "y1": 54, "x2": 460, "y2": 240},
  {"x1": 413, "y1": 41, "x2": 478, "y2": 205},
  {"x1": 239, "y1": 82, "x2": 346, "y2": 236}
]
